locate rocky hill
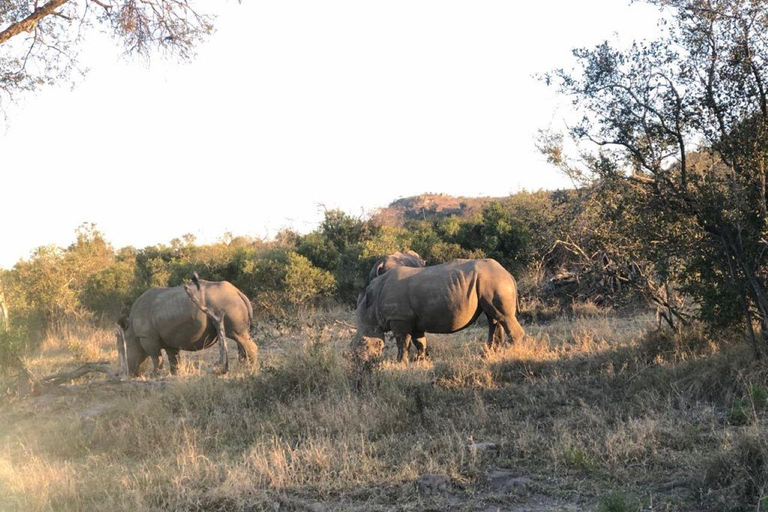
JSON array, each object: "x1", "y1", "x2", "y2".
[{"x1": 372, "y1": 193, "x2": 505, "y2": 226}]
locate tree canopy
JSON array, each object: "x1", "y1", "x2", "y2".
[
  {"x1": 0, "y1": 0, "x2": 213, "y2": 103},
  {"x1": 545, "y1": 0, "x2": 768, "y2": 356}
]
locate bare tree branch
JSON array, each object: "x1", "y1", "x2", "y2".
[{"x1": 0, "y1": 0, "x2": 69, "y2": 45}]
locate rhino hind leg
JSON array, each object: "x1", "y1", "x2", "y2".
[
  {"x1": 230, "y1": 331, "x2": 258, "y2": 365},
  {"x1": 149, "y1": 353, "x2": 164, "y2": 374},
  {"x1": 166, "y1": 347, "x2": 181, "y2": 375},
  {"x1": 487, "y1": 318, "x2": 505, "y2": 349},
  {"x1": 395, "y1": 333, "x2": 412, "y2": 363},
  {"x1": 504, "y1": 318, "x2": 526, "y2": 344},
  {"x1": 481, "y1": 294, "x2": 526, "y2": 347},
  {"x1": 411, "y1": 333, "x2": 429, "y2": 360}
]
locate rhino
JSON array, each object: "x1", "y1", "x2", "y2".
[
  {"x1": 367, "y1": 250, "x2": 426, "y2": 284},
  {"x1": 366, "y1": 250, "x2": 428, "y2": 356},
  {"x1": 355, "y1": 258, "x2": 525, "y2": 361},
  {"x1": 116, "y1": 277, "x2": 258, "y2": 376}
]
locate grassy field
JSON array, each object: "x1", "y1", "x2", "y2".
[{"x1": 1, "y1": 307, "x2": 767, "y2": 512}]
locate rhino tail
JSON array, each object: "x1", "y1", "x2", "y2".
[
  {"x1": 513, "y1": 274, "x2": 522, "y2": 314},
  {"x1": 192, "y1": 272, "x2": 201, "y2": 291},
  {"x1": 236, "y1": 289, "x2": 254, "y2": 325}
]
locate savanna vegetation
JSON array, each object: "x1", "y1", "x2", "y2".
[{"x1": 3, "y1": 0, "x2": 768, "y2": 511}]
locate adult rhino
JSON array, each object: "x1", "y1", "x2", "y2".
[
  {"x1": 355, "y1": 258, "x2": 525, "y2": 362},
  {"x1": 117, "y1": 276, "x2": 258, "y2": 376},
  {"x1": 367, "y1": 250, "x2": 426, "y2": 285}
]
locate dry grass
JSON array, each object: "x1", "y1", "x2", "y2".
[{"x1": 1, "y1": 309, "x2": 767, "y2": 511}]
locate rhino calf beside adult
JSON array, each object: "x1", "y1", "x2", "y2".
[
  {"x1": 367, "y1": 250, "x2": 426, "y2": 285},
  {"x1": 117, "y1": 277, "x2": 257, "y2": 376},
  {"x1": 355, "y1": 258, "x2": 525, "y2": 361}
]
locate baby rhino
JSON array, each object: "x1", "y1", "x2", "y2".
[{"x1": 355, "y1": 258, "x2": 525, "y2": 361}]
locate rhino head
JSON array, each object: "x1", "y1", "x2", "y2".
[
  {"x1": 115, "y1": 323, "x2": 148, "y2": 377},
  {"x1": 353, "y1": 291, "x2": 385, "y2": 359}
]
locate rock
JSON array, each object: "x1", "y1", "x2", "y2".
[
  {"x1": 487, "y1": 469, "x2": 533, "y2": 493},
  {"x1": 416, "y1": 473, "x2": 451, "y2": 494},
  {"x1": 466, "y1": 441, "x2": 498, "y2": 451}
]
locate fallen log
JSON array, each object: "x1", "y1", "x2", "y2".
[{"x1": 41, "y1": 361, "x2": 116, "y2": 386}]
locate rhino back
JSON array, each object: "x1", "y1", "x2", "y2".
[
  {"x1": 128, "y1": 281, "x2": 251, "y2": 351},
  {"x1": 150, "y1": 287, "x2": 208, "y2": 346},
  {"x1": 368, "y1": 251, "x2": 426, "y2": 283},
  {"x1": 200, "y1": 281, "x2": 252, "y2": 334},
  {"x1": 374, "y1": 261, "x2": 473, "y2": 333},
  {"x1": 129, "y1": 288, "x2": 170, "y2": 338},
  {"x1": 376, "y1": 259, "x2": 516, "y2": 334}
]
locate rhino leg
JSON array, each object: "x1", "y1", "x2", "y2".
[
  {"x1": 230, "y1": 331, "x2": 258, "y2": 365},
  {"x1": 504, "y1": 318, "x2": 525, "y2": 344},
  {"x1": 487, "y1": 318, "x2": 505, "y2": 349},
  {"x1": 166, "y1": 347, "x2": 181, "y2": 375},
  {"x1": 411, "y1": 333, "x2": 428, "y2": 360},
  {"x1": 481, "y1": 293, "x2": 526, "y2": 347},
  {"x1": 150, "y1": 354, "x2": 164, "y2": 374},
  {"x1": 138, "y1": 335, "x2": 164, "y2": 375},
  {"x1": 127, "y1": 343, "x2": 148, "y2": 377},
  {"x1": 395, "y1": 333, "x2": 412, "y2": 363}
]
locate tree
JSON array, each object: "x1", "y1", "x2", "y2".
[
  {"x1": 546, "y1": 0, "x2": 768, "y2": 356},
  {"x1": 0, "y1": 0, "x2": 213, "y2": 103}
]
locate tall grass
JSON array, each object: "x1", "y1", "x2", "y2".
[{"x1": 1, "y1": 310, "x2": 767, "y2": 511}]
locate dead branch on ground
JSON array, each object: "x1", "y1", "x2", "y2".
[{"x1": 41, "y1": 361, "x2": 116, "y2": 386}]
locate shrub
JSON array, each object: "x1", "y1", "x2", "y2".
[
  {"x1": 80, "y1": 259, "x2": 138, "y2": 319},
  {"x1": 704, "y1": 432, "x2": 768, "y2": 511},
  {"x1": 258, "y1": 341, "x2": 349, "y2": 401},
  {"x1": 283, "y1": 252, "x2": 336, "y2": 306}
]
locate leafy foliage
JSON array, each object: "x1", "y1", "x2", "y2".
[
  {"x1": 1, "y1": 198, "x2": 580, "y2": 355},
  {"x1": 547, "y1": 0, "x2": 768, "y2": 355},
  {"x1": 0, "y1": 0, "x2": 213, "y2": 104}
]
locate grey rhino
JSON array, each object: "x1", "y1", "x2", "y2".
[
  {"x1": 367, "y1": 250, "x2": 426, "y2": 284},
  {"x1": 366, "y1": 250, "x2": 428, "y2": 357},
  {"x1": 356, "y1": 258, "x2": 525, "y2": 362},
  {"x1": 117, "y1": 279, "x2": 258, "y2": 376}
]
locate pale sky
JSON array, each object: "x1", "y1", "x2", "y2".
[{"x1": 0, "y1": 0, "x2": 663, "y2": 269}]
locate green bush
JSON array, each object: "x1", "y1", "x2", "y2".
[
  {"x1": 80, "y1": 259, "x2": 138, "y2": 319},
  {"x1": 283, "y1": 252, "x2": 336, "y2": 305}
]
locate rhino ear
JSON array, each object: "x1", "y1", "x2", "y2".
[
  {"x1": 406, "y1": 250, "x2": 425, "y2": 266},
  {"x1": 374, "y1": 261, "x2": 386, "y2": 277}
]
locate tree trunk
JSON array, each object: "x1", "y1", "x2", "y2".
[
  {"x1": 722, "y1": 239, "x2": 765, "y2": 358},
  {"x1": 0, "y1": 290, "x2": 8, "y2": 332}
]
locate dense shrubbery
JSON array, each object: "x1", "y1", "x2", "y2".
[
  {"x1": 1, "y1": 191, "x2": 595, "y2": 355},
  {"x1": 0, "y1": 179, "x2": 737, "y2": 357}
]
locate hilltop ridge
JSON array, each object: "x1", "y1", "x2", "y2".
[{"x1": 372, "y1": 193, "x2": 506, "y2": 226}]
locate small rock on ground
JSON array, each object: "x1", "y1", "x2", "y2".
[
  {"x1": 416, "y1": 473, "x2": 451, "y2": 494},
  {"x1": 467, "y1": 441, "x2": 498, "y2": 451},
  {"x1": 487, "y1": 469, "x2": 533, "y2": 493}
]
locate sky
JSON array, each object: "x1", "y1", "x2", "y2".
[{"x1": 0, "y1": 0, "x2": 664, "y2": 269}]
